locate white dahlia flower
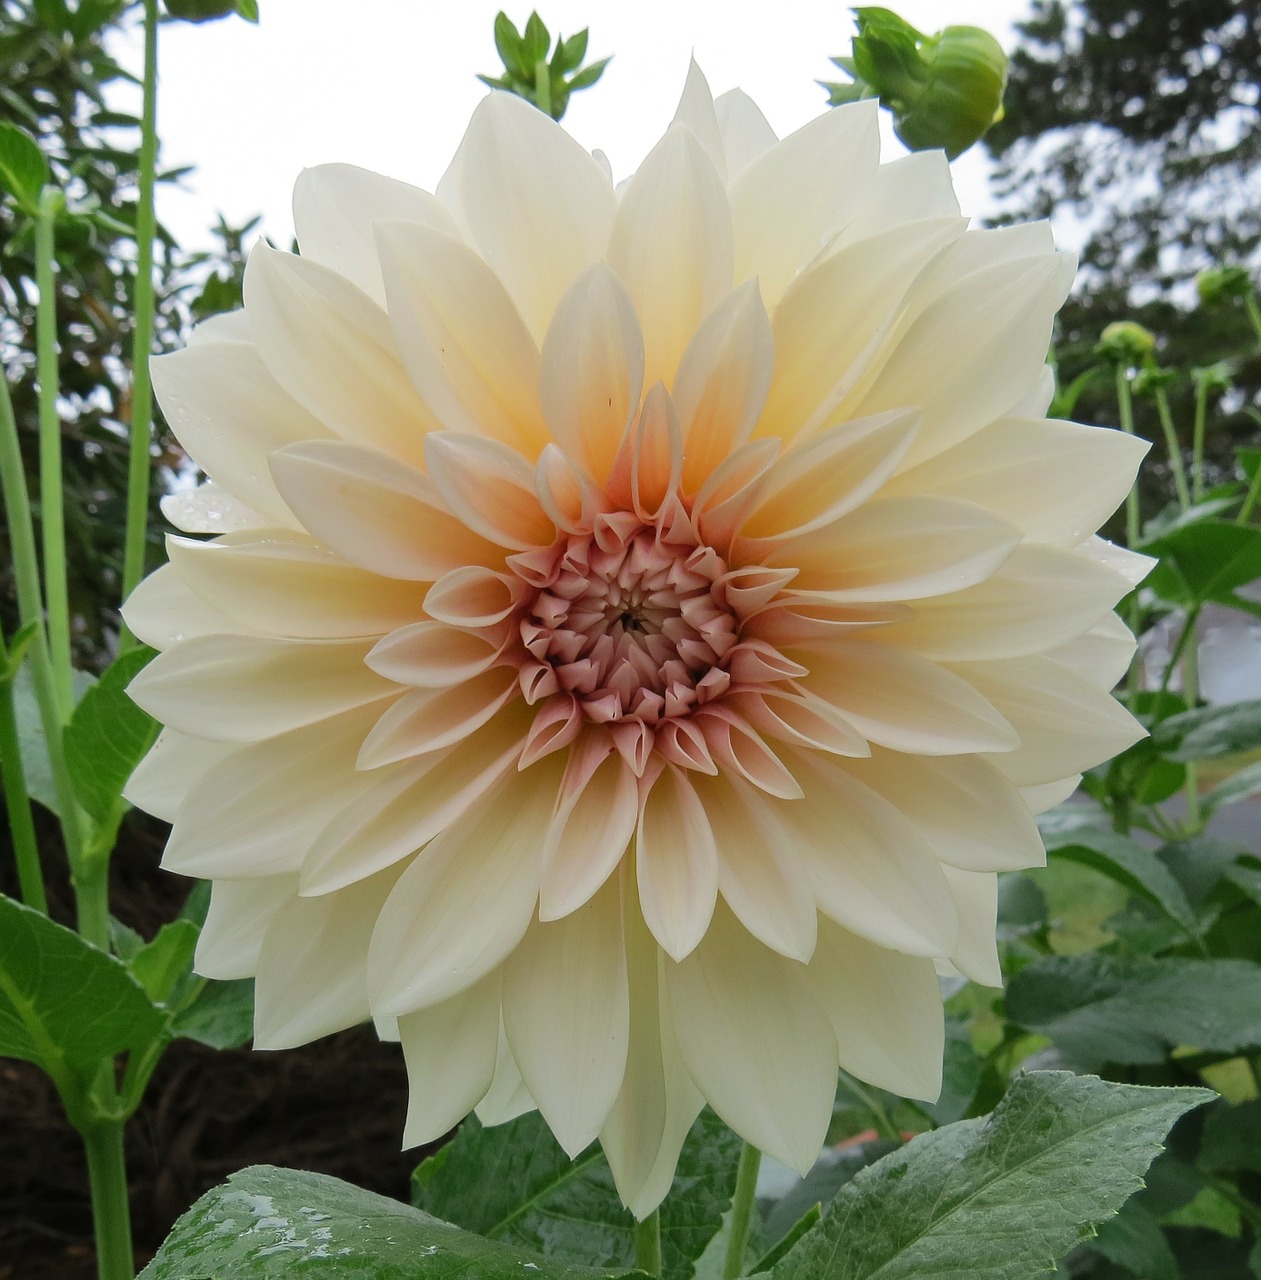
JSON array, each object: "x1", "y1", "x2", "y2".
[{"x1": 125, "y1": 64, "x2": 1147, "y2": 1215}]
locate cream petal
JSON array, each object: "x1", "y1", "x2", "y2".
[
  {"x1": 424, "y1": 433, "x2": 555, "y2": 551},
  {"x1": 398, "y1": 972, "x2": 501, "y2": 1147},
  {"x1": 242, "y1": 241, "x2": 434, "y2": 463},
  {"x1": 671, "y1": 58, "x2": 726, "y2": 180},
  {"x1": 505, "y1": 878, "x2": 630, "y2": 1156},
  {"x1": 798, "y1": 639, "x2": 1019, "y2": 755},
  {"x1": 367, "y1": 759, "x2": 561, "y2": 1015},
  {"x1": 167, "y1": 532, "x2": 425, "y2": 639},
  {"x1": 635, "y1": 765, "x2": 720, "y2": 962},
  {"x1": 195, "y1": 875, "x2": 295, "y2": 981},
  {"x1": 121, "y1": 562, "x2": 245, "y2": 651},
  {"x1": 695, "y1": 772, "x2": 817, "y2": 962},
  {"x1": 853, "y1": 252, "x2": 1074, "y2": 466},
  {"x1": 123, "y1": 728, "x2": 234, "y2": 821},
  {"x1": 476, "y1": 1021, "x2": 537, "y2": 1126},
  {"x1": 540, "y1": 264, "x2": 645, "y2": 484},
  {"x1": 127, "y1": 634, "x2": 393, "y2": 742},
  {"x1": 270, "y1": 440, "x2": 504, "y2": 581},
  {"x1": 1008, "y1": 365, "x2": 1057, "y2": 418},
  {"x1": 356, "y1": 667, "x2": 518, "y2": 769},
  {"x1": 672, "y1": 281, "x2": 774, "y2": 493},
  {"x1": 1021, "y1": 775, "x2": 1082, "y2": 814},
  {"x1": 253, "y1": 864, "x2": 405, "y2": 1049},
  {"x1": 301, "y1": 709, "x2": 528, "y2": 894},
  {"x1": 616, "y1": 382, "x2": 683, "y2": 520},
  {"x1": 664, "y1": 905, "x2": 838, "y2": 1174},
  {"x1": 869, "y1": 543, "x2": 1133, "y2": 661},
  {"x1": 840, "y1": 150, "x2": 960, "y2": 240},
  {"x1": 770, "y1": 750, "x2": 958, "y2": 956},
  {"x1": 160, "y1": 482, "x2": 269, "y2": 535},
  {"x1": 366, "y1": 621, "x2": 502, "y2": 687},
  {"x1": 458, "y1": 92, "x2": 615, "y2": 341},
  {"x1": 1080, "y1": 535, "x2": 1155, "y2": 587},
  {"x1": 151, "y1": 338, "x2": 326, "y2": 525},
  {"x1": 846, "y1": 749, "x2": 1045, "y2": 873},
  {"x1": 608, "y1": 124, "x2": 733, "y2": 390},
  {"x1": 807, "y1": 916, "x2": 944, "y2": 1101},
  {"x1": 885, "y1": 417, "x2": 1149, "y2": 546},
  {"x1": 772, "y1": 495, "x2": 1021, "y2": 604},
  {"x1": 376, "y1": 221, "x2": 548, "y2": 454},
  {"x1": 186, "y1": 308, "x2": 250, "y2": 345},
  {"x1": 1048, "y1": 611, "x2": 1136, "y2": 689},
  {"x1": 292, "y1": 163, "x2": 459, "y2": 305},
  {"x1": 162, "y1": 706, "x2": 390, "y2": 879},
  {"x1": 728, "y1": 100, "x2": 879, "y2": 305},
  {"x1": 955, "y1": 655, "x2": 1145, "y2": 787},
  {"x1": 713, "y1": 88, "x2": 778, "y2": 177},
  {"x1": 941, "y1": 867, "x2": 1003, "y2": 987},
  {"x1": 740, "y1": 408, "x2": 919, "y2": 542},
  {"x1": 725, "y1": 687, "x2": 871, "y2": 758},
  {"x1": 424, "y1": 566, "x2": 524, "y2": 629}
]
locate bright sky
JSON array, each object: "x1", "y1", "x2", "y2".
[{"x1": 117, "y1": 0, "x2": 1031, "y2": 252}]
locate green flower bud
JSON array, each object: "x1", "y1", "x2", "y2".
[
  {"x1": 1096, "y1": 321, "x2": 1156, "y2": 365},
  {"x1": 1132, "y1": 365, "x2": 1177, "y2": 397},
  {"x1": 823, "y1": 8, "x2": 1008, "y2": 159},
  {"x1": 1196, "y1": 265, "x2": 1253, "y2": 308},
  {"x1": 1193, "y1": 361, "x2": 1234, "y2": 394}
]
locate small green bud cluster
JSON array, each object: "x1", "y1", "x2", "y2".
[
  {"x1": 822, "y1": 6, "x2": 1008, "y2": 159},
  {"x1": 480, "y1": 12, "x2": 610, "y2": 122},
  {"x1": 1096, "y1": 321, "x2": 1157, "y2": 368},
  {"x1": 1196, "y1": 265, "x2": 1253, "y2": 308}
]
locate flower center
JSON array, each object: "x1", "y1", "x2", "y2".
[{"x1": 515, "y1": 518, "x2": 738, "y2": 725}]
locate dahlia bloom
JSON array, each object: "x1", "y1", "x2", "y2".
[{"x1": 125, "y1": 64, "x2": 1147, "y2": 1215}]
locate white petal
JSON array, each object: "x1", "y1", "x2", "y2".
[
  {"x1": 367, "y1": 759, "x2": 561, "y2": 1015},
  {"x1": 398, "y1": 972, "x2": 501, "y2": 1147},
  {"x1": 608, "y1": 124, "x2": 733, "y2": 389},
  {"x1": 840, "y1": 150, "x2": 960, "y2": 242},
  {"x1": 121, "y1": 562, "x2": 244, "y2": 651},
  {"x1": 504, "y1": 878, "x2": 630, "y2": 1156},
  {"x1": 476, "y1": 1023, "x2": 537, "y2": 1126},
  {"x1": 671, "y1": 59, "x2": 726, "y2": 180},
  {"x1": 665, "y1": 905, "x2": 838, "y2": 1174},
  {"x1": 124, "y1": 727, "x2": 233, "y2": 821},
  {"x1": 376, "y1": 221, "x2": 548, "y2": 454},
  {"x1": 713, "y1": 88, "x2": 778, "y2": 177},
  {"x1": 807, "y1": 916, "x2": 944, "y2": 1101},
  {"x1": 728, "y1": 100, "x2": 879, "y2": 305},
  {"x1": 458, "y1": 92, "x2": 615, "y2": 341},
  {"x1": 160, "y1": 482, "x2": 269, "y2": 535},
  {"x1": 293, "y1": 163, "x2": 459, "y2": 305},
  {"x1": 1048, "y1": 611, "x2": 1136, "y2": 690},
  {"x1": 941, "y1": 867, "x2": 1003, "y2": 987},
  {"x1": 195, "y1": 875, "x2": 295, "y2": 980}
]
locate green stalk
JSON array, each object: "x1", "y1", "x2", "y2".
[
  {"x1": 1245, "y1": 292, "x2": 1261, "y2": 353},
  {"x1": 1153, "y1": 386, "x2": 1191, "y2": 512},
  {"x1": 1191, "y1": 374, "x2": 1209, "y2": 504},
  {"x1": 0, "y1": 629, "x2": 46, "y2": 914},
  {"x1": 534, "y1": 57, "x2": 552, "y2": 118},
  {"x1": 1182, "y1": 622, "x2": 1202, "y2": 835},
  {"x1": 35, "y1": 189, "x2": 72, "y2": 718},
  {"x1": 0, "y1": 361, "x2": 85, "y2": 873},
  {"x1": 1237, "y1": 461, "x2": 1261, "y2": 526},
  {"x1": 81, "y1": 1120, "x2": 135, "y2": 1280},
  {"x1": 119, "y1": 0, "x2": 160, "y2": 646},
  {"x1": 723, "y1": 1142, "x2": 763, "y2": 1280},
  {"x1": 1115, "y1": 367, "x2": 1143, "y2": 709},
  {"x1": 633, "y1": 1210, "x2": 662, "y2": 1277}
]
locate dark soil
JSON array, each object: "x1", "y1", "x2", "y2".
[{"x1": 0, "y1": 810, "x2": 416, "y2": 1279}]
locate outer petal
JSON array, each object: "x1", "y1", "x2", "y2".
[
  {"x1": 670, "y1": 58, "x2": 726, "y2": 180},
  {"x1": 194, "y1": 875, "x2": 294, "y2": 980},
  {"x1": 713, "y1": 88, "x2": 778, "y2": 177},
  {"x1": 123, "y1": 727, "x2": 233, "y2": 821},
  {"x1": 121, "y1": 562, "x2": 245, "y2": 651},
  {"x1": 941, "y1": 867, "x2": 1003, "y2": 987},
  {"x1": 160, "y1": 482, "x2": 269, "y2": 535}
]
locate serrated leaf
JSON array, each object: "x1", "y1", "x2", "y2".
[
  {"x1": 63, "y1": 647, "x2": 159, "y2": 824},
  {"x1": 413, "y1": 1110, "x2": 739, "y2": 1280},
  {"x1": 1006, "y1": 955, "x2": 1261, "y2": 1066},
  {"x1": 0, "y1": 893, "x2": 166, "y2": 1083},
  {"x1": 0, "y1": 121, "x2": 49, "y2": 214},
  {"x1": 764, "y1": 1072, "x2": 1209, "y2": 1280},
  {"x1": 762, "y1": 1142, "x2": 898, "y2": 1247},
  {"x1": 140, "y1": 1164, "x2": 643, "y2": 1279},
  {"x1": 172, "y1": 977, "x2": 253, "y2": 1049}
]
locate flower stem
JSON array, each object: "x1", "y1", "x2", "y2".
[
  {"x1": 723, "y1": 1142, "x2": 762, "y2": 1279},
  {"x1": 0, "y1": 628, "x2": 46, "y2": 914},
  {"x1": 534, "y1": 57, "x2": 552, "y2": 118},
  {"x1": 35, "y1": 190, "x2": 72, "y2": 718},
  {"x1": 1115, "y1": 367, "x2": 1143, "y2": 707},
  {"x1": 1191, "y1": 374, "x2": 1209, "y2": 505},
  {"x1": 1153, "y1": 386, "x2": 1191, "y2": 512},
  {"x1": 119, "y1": 0, "x2": 160, "y2": 645},
  {"x1": 1245, "y1": 291, "x2": 1261, "y2": 353},
  {"x1": 1182, "y1": 618, "x2": 1202, "y2": 835},
  {"x1": 633, "y1": 1209, "x2": 662, "y2": 1277},
  {"x1": 1237, "y1": 461, "x2": 1261, "y2": 526},
  {"x1": 81, "y1": 1120, "x2": 135, "y2": 1280}
]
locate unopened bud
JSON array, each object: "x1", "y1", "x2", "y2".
[
  {"x1": 1197, "y1": 266, "x2": 1252, "y2": 308},
  {"x1": 1096, "y1": 321, "x2": 1156, "y2": 365},
  {"x1": 1132, "y1": 365, "x2": 1176, "y2": 397}
]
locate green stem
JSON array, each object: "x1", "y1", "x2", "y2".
[
  {"x1": 1182, "y1": 622, "x2": 1202, "y2": 835},
  {"x1": 35, "y1": 191, "x2": 72, "y2": 718},
  {"x1": 1158, "y1": 604, "x2": 1201, "y2": 697},
  {"x1": 119, "y1": 0, "x2": 160, "y2": 646},
  {"x1": 1245, "y1": 292, "x2": 1261, "y2": 353},
  {"x1": 75, "y1": 853, "x2": 112, "y2": 953},
  {"x1": 633, "y1": 1209, "x2": 662, "y2": 1277},
  {"x1": 723, "y1": 1142, "x2": 763, "y2": 1280},
  {"x1": 0, "y1": 360, "x2": 85, "y2": 873},
  {"x1": 1115, "y1": 367, "x2": 1143, "y2": 709},
  {"x1": 81, "y1": 1120, "x2": 135, "y2": 1280},
  {"x1": 534, "y1": 57, "x2": 552, "y2": 118},
  {"x1": 1237, "y1": 460, "x2": 1261, "y2": 526},
  {"x1": 1191, "y1": 375, "x2": 1209, "y2": 504},
  {"x1": 1153, "y1": 387, "x2": 1191, "y2": 512},
  {"x1": 0, "y1": 631, "x2": 46, "y2": 914}
]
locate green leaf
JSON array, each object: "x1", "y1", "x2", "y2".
[
  {"x1": 556, "y1": 28, "x2": 588, "y2": 72},
  {"x1": 130, "y1": 920, "x2": 200, "y2": 1007},
  {"x1": 413, "y1": 1109, "x2": 739, "y2": 1280},
  {"x1": 172, "y1": 977, "x2": 253, "y2": 1049},
  {"x1": 1088, "y1": 1198, "x2": 1179, "y2": 1280},
  {"x1": 751, "y1": 1205, "x2": 821, "y2": 1273},
  {"x1": 8, "y1": 664, "x2": 94, "y2": 815},
  {"x1": 140, "y1": 1164, "x2": 643, "y2": 1279},
  {"x1": 522, "y1": 11, "x2": 550, "y2": 65},
  {"x1": 1005, "y1": 955, "x2": 1261, "y2": 1066},
  {"x1": 493, "y1": 11, "x2": 528, "y2": 79},
  {"x1": 0, "y1": 121, "x2": 49, "y2": 214},
  {"x1": 1224, "y1": 861, "x2": 1261, "y2": 911},
  {"x1": 1206, "y1": 759, "x2": 1261, "y2": 810},
  {"x1": 0, "y1": 894, "x2": 166, "y2": 1085},
  {"x1": 761, "y1": 1142, "x2": 899, "y2": 1246},
  {"x1": 234, "y1": 0, "x2": 258, "y2": 19},
  {"x1": 1142, "y1": 520, "x2": 1261, "y2": 607},
  {"x1": 568, "y1": 57, "x2": 611, "y2": 91},
  {"x1": 1155, "y1": 699, "x2": 1261, "y2": 761},
  {"x1": 63, "y1": 646, "x2": 159, "y2": 825},
  {"x1": 764, "y1": 1072, "x2": 1209, "y2": 1280},
  {"x1": 1198, "y1": 1098, "x2": 1261, "y2": 1174}
]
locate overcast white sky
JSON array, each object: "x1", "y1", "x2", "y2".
[{"x1": 115, "y1": 0, "x2": 1031, "y2": 252}]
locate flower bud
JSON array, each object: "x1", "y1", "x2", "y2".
[
  {"x1": 1193, "y1": 362, "x2": 1234, "y2": 394},
  {"x1": 1096, "y1": 321, "x2": 1156, "y2": 366},
  {"x1": 1132, "y1": 365, "x2": 1177, "y2": 397},
  {"x1": 1196, "y1": 266, "x2": 1253, "y2": 308}
]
